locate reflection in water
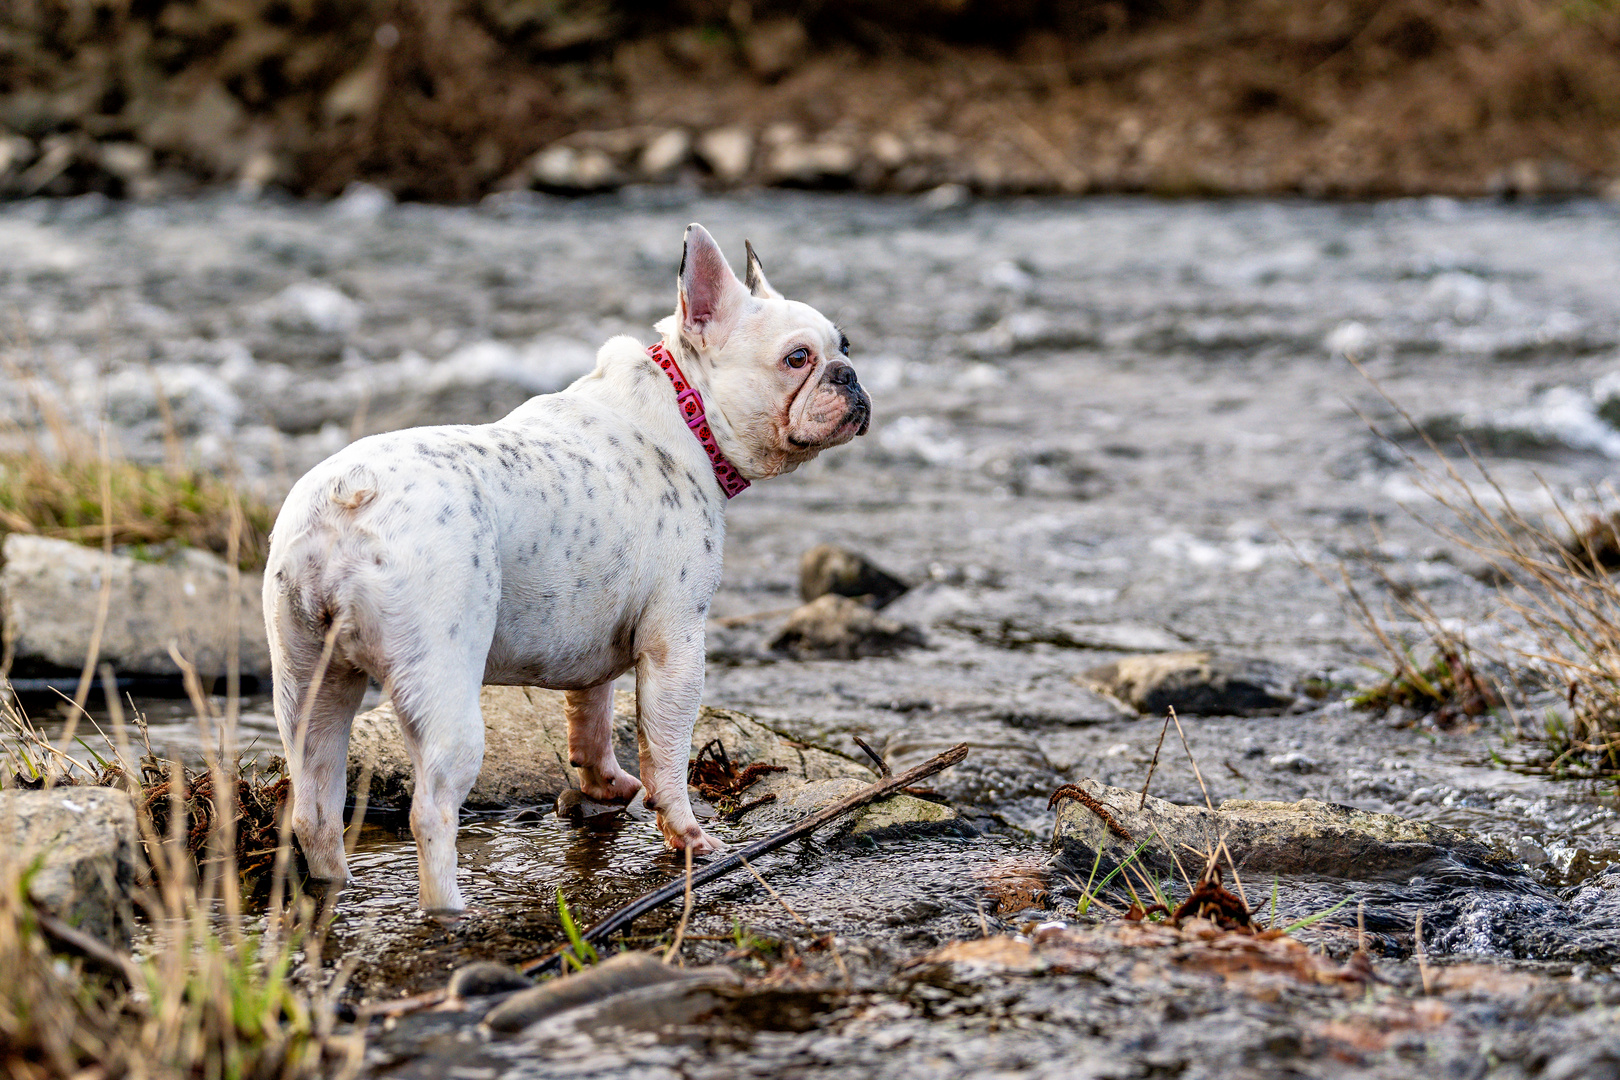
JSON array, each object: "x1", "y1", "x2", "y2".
[
  {"x1": 324, "y1": 809, "x2": 685, "y2": 994},
  {"x1": 314, "y1": 807, "x2": 1032, "y2": 997},
  {"x1": 559, "y1": 813, "x2": 637, "y2": 879}
]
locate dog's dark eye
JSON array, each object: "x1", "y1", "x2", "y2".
[
  {"x1": 839, "y1": 334, "x2": 850, "y2": 357},
  {"x1": 785, "y1": 348, "x2": 810, "y2": 369}
]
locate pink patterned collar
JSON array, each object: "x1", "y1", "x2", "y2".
[{"x1": 647, "y1": 341, "x2": 750, "y2": 499}]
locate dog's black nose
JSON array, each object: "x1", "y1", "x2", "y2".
[{"x1": 827, "y1": 361, "x2": 857, "y2": 387}]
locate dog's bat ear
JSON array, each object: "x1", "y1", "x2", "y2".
[
  {"x1": 679, "y1": 223, "x2": 746, "y2": 349},
  {"x1": 744, "y1": 240, "x2": 783, "y2": 300}
]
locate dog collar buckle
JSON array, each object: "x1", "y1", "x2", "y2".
[{"x1": 648, "y1": 342, "x2": 751, "y2": 499}]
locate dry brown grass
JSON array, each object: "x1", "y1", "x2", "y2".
[
  {"x1": 0, "y1": 856, "x2": 128, "y2": 1080},
  {"x1": 0, "y1": 683, "x2": 360, "y2": 1080},
  {"x1": 1419, "y1": 473, "x2": 1620, "y2": 770},
  {"x1": 0, "y1": 452, "x2": 274, "y2": 571},
  {"x1": 1341, "y1": 363, "x2": 1620, "y2": 773},
  {"x1": 0, "y1": 855, "x2": 353, "y2": 1080},
  {"x1": 0, "y1": 357, "x2": 276, "y2": 571},
  {"x1": 2, "y1": 594, "x2": 356, "y2": 1080}
]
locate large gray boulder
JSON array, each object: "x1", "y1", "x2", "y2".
[
  {"x1": 0, "y1": 786, "x2": 140, "y2": 946},
  {"x1": 1050, "y1": 777, "x2": 1505, "y2": 880},
  {"x1": 1, "y1": 534, "x2": 269, "y2": 681},
  {"x1": 346, "y1": 686, "x2": 870, "y2": 810}
]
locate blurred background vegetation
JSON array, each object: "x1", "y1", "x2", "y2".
[{"x1": 2, "y1": 1, "x2": 1619, "y2": 199}]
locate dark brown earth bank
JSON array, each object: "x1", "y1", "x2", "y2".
[{"x1": 4, "y1": 0, "x2": 1620, "y2": 202}]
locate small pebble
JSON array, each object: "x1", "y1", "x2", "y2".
[{"x1": 448, "y1": 961, "x2": 534, "y2": 1001}]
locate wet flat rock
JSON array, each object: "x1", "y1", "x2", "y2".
[
  {"x1": 347, "y1": 685, "x2": 869, "y2": 810},
  {"x1": 1050, "y1": 777, "x2": 1506, "y2": 880},
  {"x1": 902, "y1": 921, "x2": 1375, "y2": 994},
  {"x1": 378, "y1": 919, "x2": 1620, "y2": 1080},
  {"x1": 445, "y1": 961, "x2": 536, "y2": 1001},
  {"x1": 894, "y1": 922, "x2": 1600, "y2": 1060}
]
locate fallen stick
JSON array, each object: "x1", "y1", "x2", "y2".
[
  {"x1": 358, "y1": 741, "x2": 969, "y2": 1017},
  {"x1": 32, "y1": 904, "x2": 145, "y2": 988},
  {"x1": 521, "y1": 740, "x2": 970, "y2": 976}
]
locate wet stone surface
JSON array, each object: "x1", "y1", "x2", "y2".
[{"x1": 9, "y1": 191, "x2": 1620, "y2": 1076}]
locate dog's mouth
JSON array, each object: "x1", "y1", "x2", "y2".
[
  {"x1": 785, "y1": 405, "x2": 868, "y2": 449},
  {"x1": 840, "y1": 384, "x2": 872, "y2": 437},
  {"x1": 843, "y1": 401, "x2": 871, "y2": 438}
]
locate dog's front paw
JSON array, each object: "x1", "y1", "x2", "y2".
[
  {"x1": 578, "y1": 767, "x2": 643, "y2": 805},
  {"x1": 661, "y1": 819, "x2": 726, "y2": 856}
]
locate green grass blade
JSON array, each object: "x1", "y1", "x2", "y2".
[
  {"x1": 1075, "y1": 844, "x2": 1105, "y2": 916},
  {"x1": 556, "y1": 887, "x2": 598, "y2": 966},
  {"x1": 1089, "y1": 835, "x2": 1157, "y2": 897},
  {"x1": 74, "y1": 736, "x2": 112, "y2": 771},
  {"x1": 1278, "y1": 894, "x2": 1355, "y2": 935},
  {"x1": 1075, "y1": 835, "x2": 1159, "y2": 914}
]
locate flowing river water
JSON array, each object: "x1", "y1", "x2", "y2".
[{"x1": 6, "y1": 188, "x2": 1620, "y2": 1076}]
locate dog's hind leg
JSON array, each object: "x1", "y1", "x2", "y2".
[
  {"x1": 268, "y1": 620, "x2": 368, "y2": 885},
  {"x1": 566, "y1": 681, "x2": 642, "y2": 803},
  {"x1": 389, "y1": 665, "x2": 486, "y2": 913}
]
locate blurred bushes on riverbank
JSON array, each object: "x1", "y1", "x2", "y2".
[{"x1": 2, "y1": 0, "x2": 1619, "y2": 200}]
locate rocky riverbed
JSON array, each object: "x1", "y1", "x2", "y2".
[{"x1": 6, "y1": 190, "x2": 1620, "y2": 1076}]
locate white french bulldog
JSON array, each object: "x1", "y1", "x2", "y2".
[{"x1": 264, "y1": 224, "x2": 870, "y2": 912}]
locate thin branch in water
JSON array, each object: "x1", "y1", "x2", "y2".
[
  {"x1": 852, "y1": 734, "x2": 891, "y2": 778},
  {"x1": 737, "y1": 853, "x2": 806, "y2": 927},
  {"x1": 1138, "y1": 709, "x2": 1173, "y2": 810},
  {"x1": 1168, "y1": 707, "x2": 1213, "y2": 811},
  {"x1": 68, "y1": 423, "x2": 116, "y2": 724},
  {"x1": 664, "y1": 845, "x2": 696, "y2": 964}
]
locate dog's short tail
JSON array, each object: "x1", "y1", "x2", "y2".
[
  {"x1": 326, "y1": 464, "x2": 379, "y2": 512},
  {"x1": 266, "y1": 463, "x2": 387, "y2": 648}
]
